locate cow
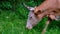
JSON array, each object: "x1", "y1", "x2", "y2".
[{"x1": 23, "y1": 0, "x2": 60, "y2": 34}]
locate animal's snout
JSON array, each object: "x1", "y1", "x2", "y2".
[{"x1": 26, "y1": 25, "x2": 33, "y2": 30}]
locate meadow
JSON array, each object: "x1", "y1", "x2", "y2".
[
  {"x1": 0, "y1": 0, "x2": 60, "y2": 34},
  {"x1": 0, "y1": 8, "x2": 60, "y2": 34}
]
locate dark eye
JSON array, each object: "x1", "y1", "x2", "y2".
[
  {"x1": 32, "y1": 10, "x2": 34, "y2": 13},
  {"x1": 29, "y1": 17, "x2": 32, "y2": 20}
]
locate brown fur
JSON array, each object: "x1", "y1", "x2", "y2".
[
  {"x1": 34, "y1": 0, "x2": 60, "y2": 13},
  {"x1": 34, "y1": 0, "x2": 60, "y2": 20}
]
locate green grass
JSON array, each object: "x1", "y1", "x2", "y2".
[
  {"x1": 0, "y1": 0, "x2": 60, "y2": 34},
  {"x1": 0, "y1": 2, "x2": 60, "y2": 34},
  {"x1": 0, "y1": 10, "x2": 60, "y2": 34}
]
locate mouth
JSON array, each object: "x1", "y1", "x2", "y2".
[{"x1": 26, "y1": 25, "x2": 33, "y2": 30}]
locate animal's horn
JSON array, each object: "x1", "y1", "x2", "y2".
[{"x1": 23, "y1": 3, "x2": 34, "y2": 11}]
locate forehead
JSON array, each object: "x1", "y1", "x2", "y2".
[{"x1": 28, "y1": 11, "x2": 34, "y2": 17}]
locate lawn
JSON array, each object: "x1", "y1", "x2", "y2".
[
  {"x1": 0, "y1": 1, "x2": 60, "y2": 34},
  {"x1": 0, "y1": 9, "x2": 60, "y2": 34}
]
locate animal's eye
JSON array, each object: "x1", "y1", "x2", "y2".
[
  {"x1": 32, "y1": 10, "x2": 34, "y2": 13},
  {"x1": 29, "y1": 17, "x2": 32, "y2": 19}
]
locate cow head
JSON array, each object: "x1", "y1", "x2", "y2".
[
  {"x1": 26, "y1": 9, "x2": 43, "y2": 29},
  {"x1": 23, "y1": 3, "x2": 42, "y2": 29}
]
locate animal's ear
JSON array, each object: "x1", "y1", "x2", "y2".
[
  {"x1": 34, "y1": 6, "x2": 37, "y2": 8},
  {"x1": 34, "y1": 6, "x2": 38, "y2": 13}
]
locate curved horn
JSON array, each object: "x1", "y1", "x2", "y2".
[{"x1": 23, "y1": 3, "x2": 34, "y2": 11}]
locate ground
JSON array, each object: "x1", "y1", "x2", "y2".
[{"x1": 0, "y1": 9, "x2": 60, "y2": 34}]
